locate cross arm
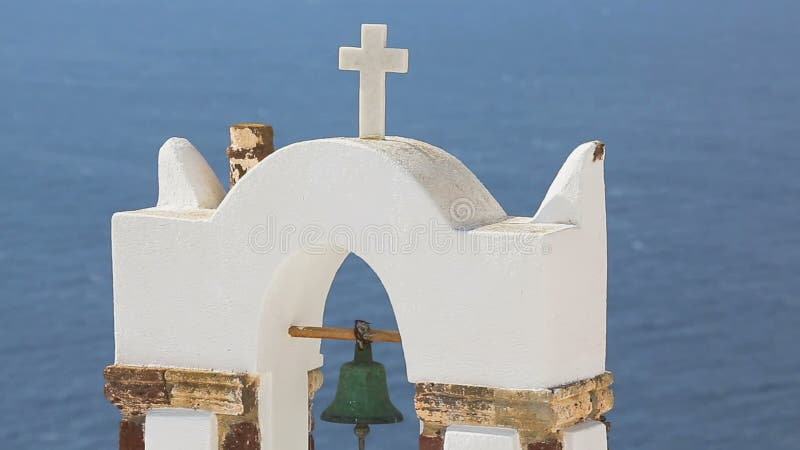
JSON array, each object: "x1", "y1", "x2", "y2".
[
  {"x1": 339, "y1": 46, "x2": 364, "y2": 71},
  {"x1": 381, "y1": 47, "x2": 409, "y2": 73}
]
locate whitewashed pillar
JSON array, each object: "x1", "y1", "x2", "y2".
[
  {"x1": 145, "y1": 409, "x2": 218, "y2": 450},
  {"x1": 444, "y1": 426, "x2": 522, "y2": 450},
  {"x1": 562, "y1": 421, "x2": 608, "y2": 450}
]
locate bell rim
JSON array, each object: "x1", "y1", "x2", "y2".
[{"x1": 319, "y1": 412, "x2": 404, "y2": 425}]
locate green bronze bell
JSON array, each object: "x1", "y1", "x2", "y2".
[{"x1": 321, "y1": 321, "x2": 403, "y2": 449}]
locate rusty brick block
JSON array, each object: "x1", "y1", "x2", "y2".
[
  {"x1": 419, "y1": 434, "x2": 444, "y2": 450},
  {"x1": 119, "y1": 417, "x2": 145, "y2": 450},
  {"x1": 222, "y1": 421, "x2": 260, "y2": 450}
]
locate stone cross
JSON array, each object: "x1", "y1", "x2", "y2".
[{"x1": 339, "y1": 24, "x2": 409, "y2": 139}]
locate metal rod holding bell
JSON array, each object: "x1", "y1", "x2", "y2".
[
  {"x1": 288, "y1": 325, "x2": 401, "y2": 343},
  {"x1": 289, "y1": 321, "x2": 403, "y2": 450}
]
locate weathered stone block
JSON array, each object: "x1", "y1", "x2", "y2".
[
  {"x1": 165, "y1": 368, "x2": 254, "y2": 416},
  {"x1": 105, "y1": 366, "x2": 168, "y2": 415},
  {"x1": 105, "y1": 364, "x2": 258, "y2": 418},
  {"x1": 415, "y1": 372, "x2": 614, "y2": 447}
]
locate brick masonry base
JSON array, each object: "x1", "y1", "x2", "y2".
[
  {"x1": 105, "y1": 365, "x2": 260, "y2": 450},
  {"x1": 105, "y1": 364, "x2": 610, "y2": 450},
  {"x1": 415, "y1": 372, "x2": 613, "y2": 449},
  {"x1": 119, "y1": 417, "x2": 145, "y2": 450}
]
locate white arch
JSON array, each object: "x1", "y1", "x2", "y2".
[{"x1": 111, "y1": 136, "x2": 607, "y2": 450}]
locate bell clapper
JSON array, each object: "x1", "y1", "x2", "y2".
[{"x1": 354, "y1": 423, "x2": 370, "y2": 450}]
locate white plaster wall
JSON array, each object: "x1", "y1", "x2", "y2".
[
  {"x1": 111, "y1": 136, "x2": 607, "y2": 450},
  {"x1": 444, "y1": 425, "x2": 522, "y2": 450},
  {"x1": 144, "y1": 409, "x2": 218, "y2": 450},
  {"x1": 562, "y1": 420, "x2": 608, "y2": 450}
]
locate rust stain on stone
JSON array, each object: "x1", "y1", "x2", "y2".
[
  {"x1": 222, "y1": 421, "x2": 260, "y2": 450},
  {"x1": 227, "y1": 123, "x2": 275, "y2": 187},
  {"x1": 226, "y1": 146, "x2": 274, "y2": 161},
  {"x1": 528, "y1": 439, "x2": 562, "y2": 450},
  {"x1": 119, "y1": 417, "x2": 145, "y2": 450},
  {"x1": 599, "y1": 414, "x2": 612, "y2": 432},
  {"x1": 104, "y1": 366, "x2": 169, "y2": 415},
  {"x1": 419, "y1": 434, "x2": 445, "y2": 450},
  {"x1": 592, "y1": 141, "x2": 605, "y2": 162}
]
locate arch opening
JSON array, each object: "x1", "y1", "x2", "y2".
[
  {"x1": 255, "y1": 249, "x2": 417, "y2": 450},
  {"x1": 313, "y1": 253, "x2": 417, "y2": 450}
]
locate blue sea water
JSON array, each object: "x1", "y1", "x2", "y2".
[{"x1": 1, "y1": 1, "x2": 798, "y2": 449}]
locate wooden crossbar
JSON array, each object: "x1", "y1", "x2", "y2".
[{"x1": 288, "y1": 325, "x2": 401, "y2": 343}]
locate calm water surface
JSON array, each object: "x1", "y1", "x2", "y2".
[{"x1": 0, "y1": 1, "x2": 798, "y2": 449}]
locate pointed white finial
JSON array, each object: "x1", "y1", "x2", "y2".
[
  {"x1": 339, "y1": 24, "x2": 409, "y2": 139},
  {"x1": 157, "y1": 138, "x2": 226, "y2": 210},
  {"x1": 532, "y1": 141, "x2": 606, "y2": 229}
]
